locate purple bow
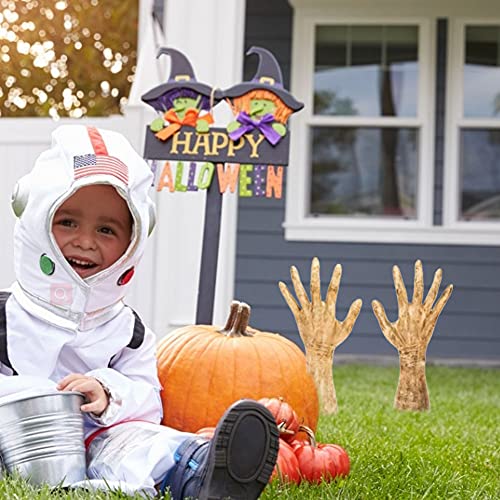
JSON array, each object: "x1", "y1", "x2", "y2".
[{"x1": 228, "y1": 111, "x2": 283, "y2": 145}]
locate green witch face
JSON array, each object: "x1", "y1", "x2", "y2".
[
  {"x1": 249, "y1": 98, "x2": 277, "y2": 118},
  {"x1": 172, "y1": 95, "x2": 201, "y2": 119}
]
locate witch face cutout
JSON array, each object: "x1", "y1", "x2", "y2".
[
  {"x1": 224, "y1": 47, "x2": 304, "y2": 146},
  {"x1": 142, "y1": 47, "x2": 220, "y2": 140},
  {"x1": 249, "y1": 98, "x2": 277, "y2": 118},
  {"x1": 169, "y1": 92, "x2": 202, "y2": 120}
]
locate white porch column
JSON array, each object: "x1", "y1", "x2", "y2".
[
  {"x1": 147, "y1": 0, "x2": 245, "y2": 335},
  {"x1": 121, "y1": 0, "x2": 166, "y2": 326}
]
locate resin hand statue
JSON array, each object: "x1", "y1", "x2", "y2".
[
  {"x1": 279, "y1": 257, "x2": 362, "y2": 414},
  {"x1": 372, "y1": 260, "x2": 453, "y2": 411}
]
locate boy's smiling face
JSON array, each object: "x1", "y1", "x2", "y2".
[{"x1": 52, "y1": 185, "x2": 132, "y2": 279}]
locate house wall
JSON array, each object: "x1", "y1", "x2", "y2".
[{"x1": 234, "y1": 0, "x2": 500, "y2": 361}]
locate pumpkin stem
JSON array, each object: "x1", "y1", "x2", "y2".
[
  {"x1": 299, "y1": 425, "x2": 316, "y2": 447},
  {"x1": 235, "y1": 302, "x2": 251, "y2": 334},
  {"x1": 223, "y1": 302, "x2": 253, "y2": 337},
  {"x1": 221, "y1": 300, "x2": 241, "y2": 333}
]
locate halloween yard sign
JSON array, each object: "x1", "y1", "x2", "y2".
[{"x1": 141, "y1": 46, "x2": 303, "y2": 323}]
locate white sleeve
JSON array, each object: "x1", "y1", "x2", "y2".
[
  {"x1": 0, "y1": 374, "x2": 57, "y2": 398},
  {"x1": 85, "y1": 325, "x2": 163, "y2": 427}
]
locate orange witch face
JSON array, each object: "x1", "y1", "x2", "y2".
[{"x1": 227, "y1": 89, "x2": 293, "y2": 124}]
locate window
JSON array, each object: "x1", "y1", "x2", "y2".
[
  {"x1": 444, "y1": 21, "x2": 500, "y2": 231},
  {"x1": 286, "y1": 10, "x2": 500, "y2": 245},
  {"x1": 311, "y1": 25, "x2": 420, "y2": 219}
]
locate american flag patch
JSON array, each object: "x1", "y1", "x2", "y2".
[{"x1": 73, "y1": 154, "x2": 129, "y2": 184}]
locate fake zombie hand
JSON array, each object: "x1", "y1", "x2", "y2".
[
  {"x1": 372, "y1": 260, "x2": 453, "y2": 352},
  {"x1": 279, "y1": 257, "x2": 362, "y2": 414},
  {"x1": 372, "y1": 260, "x2": 453, "y2": 411},
  {"x1": 280, "y1": 258, "x2": 362, "y2": 354}
]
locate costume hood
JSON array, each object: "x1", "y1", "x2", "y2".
[{"x1": 11, "y1": 125, "x2": 155, "y2": 330}]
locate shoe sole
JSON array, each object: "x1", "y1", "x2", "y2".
[{"x1": 197, "y1": 399, "x2": 279, "y2": 500}]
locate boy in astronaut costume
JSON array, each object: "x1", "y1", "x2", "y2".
[{"x1": 0, "y1": 125, "x2": 278, "y2": 499}]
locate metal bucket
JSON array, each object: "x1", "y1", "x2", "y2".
[{"x1": 0, "y1": 390, "x2": 86, "y2": 486}]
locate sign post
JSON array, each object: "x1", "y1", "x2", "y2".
[
  {"x1": 195, "y1": 178, "x2": 223, "y2": 324},
  {"x1": 141, "y1": 46, "x2": 303, "y2": 324}
]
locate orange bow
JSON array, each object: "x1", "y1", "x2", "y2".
[{"x1": 155, "y1": 108, "x2": 213, "y2": 141}]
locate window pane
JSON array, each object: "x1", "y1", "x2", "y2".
[
  {"x1": 460, "y1": 129, "x2": 500, "y2": 220},
  {"x1": 464, "y1": 26, "x2": 500, "y2": 118},
  {"x1": 314, "y1": 25, "x2": 419, "y2": 117},
  {"x1": 310, "y1": 127, "x2": 418, "y2": 217}
]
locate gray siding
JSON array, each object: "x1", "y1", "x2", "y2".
[{"x1": 234, "y1": 1, "x2": 500, "y2": 361}]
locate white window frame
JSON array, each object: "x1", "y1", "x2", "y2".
[
  {"x1": 285, "y1": 7, "x2": 500, "y2": 245},
  {"x1": 443, "y1": 18, "x2": 500, "y2": 236}
]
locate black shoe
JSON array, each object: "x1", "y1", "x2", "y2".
[{"x1": 164, "y1": 399, "x2": 279, "y2": 500}]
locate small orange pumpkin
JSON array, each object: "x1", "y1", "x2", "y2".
[
  {"x1": 157, "y1": 301, "x2": 319, "y2": 433},
  {"x1": 258, "y1": 397, "x2": 300, "y2": 442},
  {"x1": 291, "y1": 426, "x2": 350, "y2": 483},
  {"x1": 271, "y1": 439, "x2": 301, "y2": 485}
]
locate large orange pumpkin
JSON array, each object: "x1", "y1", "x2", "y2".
[{"x1": 157, "y1": 301, "x2": 319, "y2": 433}]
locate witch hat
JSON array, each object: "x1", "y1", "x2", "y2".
[
  {"x1": 141, "y1": 47, "x2": 220, "y2": 112},
  {"x1": 223, "y1": 46, "x2": 303, "y2": 111}
]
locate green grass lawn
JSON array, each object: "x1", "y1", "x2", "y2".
[{"x1": 1, "y1": 364, "x2": 499, "y2": 499}]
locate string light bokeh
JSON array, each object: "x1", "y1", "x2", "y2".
[{"x1": 0, "y1": 0, "x2": 138, "y2": 117}]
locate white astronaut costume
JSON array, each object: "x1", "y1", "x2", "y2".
[{"x1": 0, "y1": 125, "x2": 192, "y2": 495}]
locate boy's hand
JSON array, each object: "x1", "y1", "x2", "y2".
[{"x1": 57, "y1": 373, "x2": 109, "y2": 416}]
